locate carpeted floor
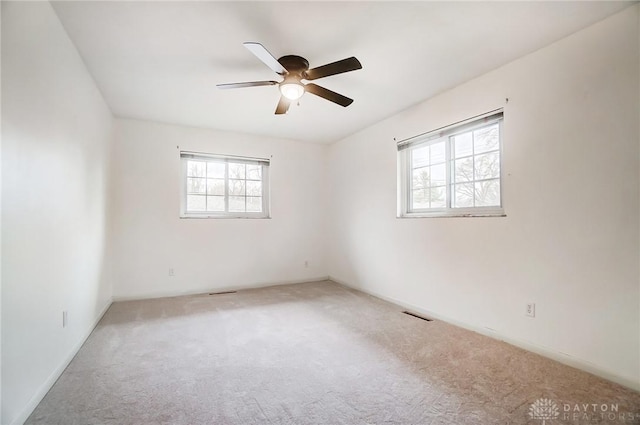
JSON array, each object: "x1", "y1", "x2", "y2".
[{"x1": 27, "y1": 280, "x2": 640, "y2": 424}]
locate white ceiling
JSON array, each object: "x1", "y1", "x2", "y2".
[{"x1": 51, "y1": 1, "x2": 632, "y2": 144}]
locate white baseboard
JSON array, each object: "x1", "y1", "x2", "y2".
[
  {"x1": 11, "y1": 298, "x2": 113, "y2": 425},
  {"x1": 328, "y1": 275, "x2": 640, "y2": 393},
  {"x1": 112, "y1": 276, "x2": 331, "y2": 302}
]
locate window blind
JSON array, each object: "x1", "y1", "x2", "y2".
[
  {"x1": 397, "y1": 109, "x2": 503, "y2": 152},
  {"x1": 180, "y1": 151, "x2": 270, "y2": 166}
]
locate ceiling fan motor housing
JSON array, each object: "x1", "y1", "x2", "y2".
[{"x1": 277, "y1": 55, "x2": 310, "y2": 77}]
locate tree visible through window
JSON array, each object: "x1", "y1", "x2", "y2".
[
  {"x1": 411, "y1": 142, "x2": 446, "y2": 209},
  {"x1": 398, "y1": 111, "x2": 504, "y2": 217},
  {"x1": 451, "y1": 123, "x2": 500, "y2": 208}
]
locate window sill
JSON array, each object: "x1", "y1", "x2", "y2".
[
  {"x1": 398, "y1": 210, "x2": 506, "y2": 219},
  {"x1": 180, "y1": 214, "x2": 271, "y2": 219}
]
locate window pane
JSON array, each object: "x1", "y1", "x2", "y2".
[
  {"x1": 430, "y1": 186, "x2": 446, "y2": 208},
  {"x1": 229, "y1": 196, "x2": 245, "y2": 212},
  {"x1": 412, "y1": 146, "x2": 429, "y2": 168},
  {"x1": 207, "y1": 162, "x2": 225, "y2": 179},
  {"x1": 187, "y1": 161, "x2": 205, "y2": 177},
  {"x1": 246, "y1": 196, "x2": 262, "y2": 212},
  {"x1": 431, "y1": 163, "x2": 445, "y2": 186},
  {"x1": 187, "y1": 177, "x2": 206, "y2": 194},
  {"x1": 412, "y1": 189, "x2": 429, "y2": 209},
  {"x1": 183, "y1": 154, "x2": 269, "y2": 218},
  {"x1": 228, "y1": 163, "x2": 246, "y2": 179},
  {"x1": 475, "y1": 179, "x2": 500, "y2": 207},
  {"x1": 400, "y1": 115, "x2": 502, "y2": 217},
  {"x1": 453, "y1": 183, "x2": 474, "y2": 208},
  {"x1": 454, "y1": 158, "x2": 473, "y2": 183},
  {"x1": 206, "y1": 196, "x2": 225, "y2": 212},
  {"x1": 229, "y1": 179, "x2": 245, "y2": 196},
  {"x1": 246, "y1": 180, "x2": 262, "y2": 196},
  {"x1": 474, "y1": 152, "x2": 500, "y2": 181},
  {"x1": 247, "y1": 165, "x2": 262, "y2": 180},
  {"x1": 412, "y1": 167, "x2": 429, "y2": 190},
  {"x1": 187, "y1": 195, "x2": 206, "y2": 211},
  {"x1": 206, "y1": 178, "x2": 225, "y2": 196},
  {"x1": 474, "y1": 124, "x2": 499, "y2": 154},
  {"x1": 452, "y1": 132, "x2": 473, "y2": 158},
  {"x1": 430, "y1": 142, "x2": 445, "y2": 164}
]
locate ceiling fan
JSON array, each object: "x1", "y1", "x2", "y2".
[{"x1": 217, "y1": 42, "x2": 362, "y2": 115}]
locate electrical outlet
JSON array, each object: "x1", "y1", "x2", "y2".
[
  {"x1": 169, "y1": 268, "x2": 175, "y2": 276},
  {"x1": 62, "y1": 311, "x2": 68, "y2": 328},
  {"x1": 526, "y1": 303, "x2": 536, "y2": 318}
]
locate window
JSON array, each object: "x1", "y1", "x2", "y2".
[
  {"x1": 180, "y1": 151, "x2": 270, "y2": 218},
  {"x1": 398, "y1": 110, "x2": 504, "y2": 217}
]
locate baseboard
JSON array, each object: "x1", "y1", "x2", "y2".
[
  {"x1": 112, "y1": 276, "x2": 331, "y2": 302},
  {"x1": 328, "y1": 275, "x2": 640, "y2": 393},
  {"x1": 11, "y1": 297, "x2": 114, "y2": 425}
]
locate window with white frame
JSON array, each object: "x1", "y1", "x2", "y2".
[
  {"x1": 180, "y1": 152, "x2": 270, "y2": 218},
  {"x1": 398, "y1": 110, "x2": 504, "y2": 217}
]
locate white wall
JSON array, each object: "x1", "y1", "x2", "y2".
[
  {"x1": 110, "y1": 118, "x2": 328, "y2": 300},
  {"x1": 0, "y1": 1, "x2": 2, "y2": 420},
  {"x1": 328, "y1": 5, "x2": 640, "y2": 389},
  {"x1": 1, "y1": 2, "x2": 114, "y2": 424},
  {"x1": 0, "y1": 2, "x2": 3, "y2": 420}
]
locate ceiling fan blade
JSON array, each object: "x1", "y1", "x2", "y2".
[
  {"x1": 305, "y1": 83, "x2": 353, "y2": 107},
  {"x1": 216, "y1": 81, "x2": 278, "y2": 90},
  {"x1": 275, "y1": 96, "x2": 291, "y2": 115},
  {"x1": 243, "y1": 42, "x2": 287, "y2": 75},
  {"x1": 303, "y1": 57, "x2": 362, "y2": 81}
]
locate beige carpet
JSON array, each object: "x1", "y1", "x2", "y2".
[{"x1": 26, "y1": 281, "x2": 639, "y2": 424}]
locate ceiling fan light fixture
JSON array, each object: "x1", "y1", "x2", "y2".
[{"x1": 280, "y1": 81, "x2": 305, "y2": 101}]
